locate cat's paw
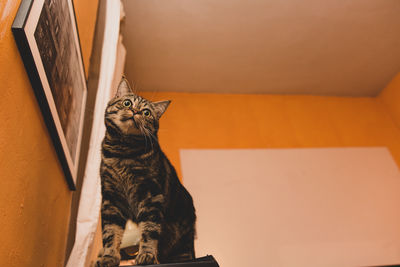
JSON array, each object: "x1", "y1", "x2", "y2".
[
  {"x1": 94, "y1": 255, "x2": 121, "y2": 267},
  {"x1": 135, "y1": 252, "x2": 159, "y2": 265},
  {"x1": 93, "y1": 250, "x2": 121, "y2": 267}
]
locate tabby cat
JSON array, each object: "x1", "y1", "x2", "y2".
[{"x1": 95, "y1": 78, "x2": 196, "y2": 266}]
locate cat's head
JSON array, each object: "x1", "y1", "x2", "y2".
[{"x1": 104, "y1": 78, "x2": 170, "y2": 138}]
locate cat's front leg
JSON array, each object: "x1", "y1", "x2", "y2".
[
  {"x1": 136, "y1": 221, "x2": 161, "y2": 265},
  {"x1": 95, "y1": 200, "x2": 127, "y2": 267},
  {"x1": 95, "y1": 223, "x2": 124, "y2": 267},
  {"x1": 135, "y1": 195, "x2": 164, "y2": 265}
]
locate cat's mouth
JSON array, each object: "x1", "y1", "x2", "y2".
[
  {"x1": 120, "y1": 116, "x2": 141, "y2": 132},
  {"x1": 120, "y1": 117, "x2": 134, "y2": 122}
]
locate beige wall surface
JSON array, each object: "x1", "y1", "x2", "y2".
[
  {"x1": 181, "y1": 148, "x2": 400, "y2": 267},
  {"x1": 124, "y1": 0, "x2": 400, "y2": 96},
  {"x1": 0, "y1": 0, "x2": 97, "y2": 266}
]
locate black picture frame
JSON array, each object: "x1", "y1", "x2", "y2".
[{"x1": 12, "y1": 0, "x2": 88, "y2": 190}]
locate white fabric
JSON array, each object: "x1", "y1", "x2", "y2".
[{"x1": 66, "y1": 1, "x2": 121, "y2": 266}]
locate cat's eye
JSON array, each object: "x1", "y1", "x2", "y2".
[
  {"x1": 142, "y1": 109, "x2": 151, "y2": 117},
  {"x1": 122, "y1": 99, "x2": 132, "y2": 107}
]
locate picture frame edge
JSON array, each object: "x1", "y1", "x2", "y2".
[
  {"x1": 11, "y1": 0, "x2": 33, "y2": 30},
  {"x1": 12, "y1": 0, "x2": 78, "y2": 191}
]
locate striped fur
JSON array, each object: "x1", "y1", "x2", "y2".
[{"x1": 94, "y1": 78, "x2": 196, "y2": 266}]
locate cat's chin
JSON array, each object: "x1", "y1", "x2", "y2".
[
  {"x1": 127, "y1": 134, "x2": 146, "y2": 140},
  {"x1": 123, "y1": 127, "x2": 147, "y2": 139},
  {"x1": 124, "y1": 130, "x2": 144, "y2": 138},
  {"x1": 119, "y1": 120, "x2": 141, "y2": 135},
  {"x1": 119, "y1": 132, "x2": 146, "y2": 142}
]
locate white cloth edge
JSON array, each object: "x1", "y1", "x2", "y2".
[{"x1": 66, "y1": 1, "x2": 121, "y2": 266}]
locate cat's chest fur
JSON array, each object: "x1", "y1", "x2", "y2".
[
  {"x1": 102, "y1": 156, "x2": 163, "y2": 214},
  {"x1": 105, "y1": 157, "x2": 154, "y2": 182},
  {"x1": 104, "y1": 158, "x2": 163, "y2": 248}
]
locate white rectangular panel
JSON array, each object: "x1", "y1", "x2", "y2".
[{"x1": 181, "y1": 148, "x2": 400, "y2": 267}]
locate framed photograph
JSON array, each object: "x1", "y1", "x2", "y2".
[{"x1": 12, "y1": 0, "x2": 87, "y2": 190}]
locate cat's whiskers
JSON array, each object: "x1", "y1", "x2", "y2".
[
  {"x1": 147, "y1": 129, "x2": 157, "y2": 143},
  {"x1": 143, "y1": 127, "x2": 155, "y2": 152},
  {"x1": 143, "y1": 129, "x2": 153, "y2": 152},
  {"x1": 137, "y1": 121, "x2": 154, "y2": 152}
]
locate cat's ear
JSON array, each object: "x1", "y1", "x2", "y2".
[
  {"x1": 153, "y1": 100, "x2": 171, "y2": 118},
  {"x1": 116, "y1": 77, "x2": 133, "y2": 98}
]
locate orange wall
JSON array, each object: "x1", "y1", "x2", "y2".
[
  {"x1": 140, "y1": 92, "x2": 400, "y2": 178},
  {"x1": 0, "y1": 0, "x2": 97, "y2": 266},
  {"x1": 73, "y1": 0, "x2": 98, "y2": 77}
]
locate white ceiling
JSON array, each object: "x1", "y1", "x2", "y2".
[{"x1": 121, "y1": 0, "x2": 400, "y2": 96}]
